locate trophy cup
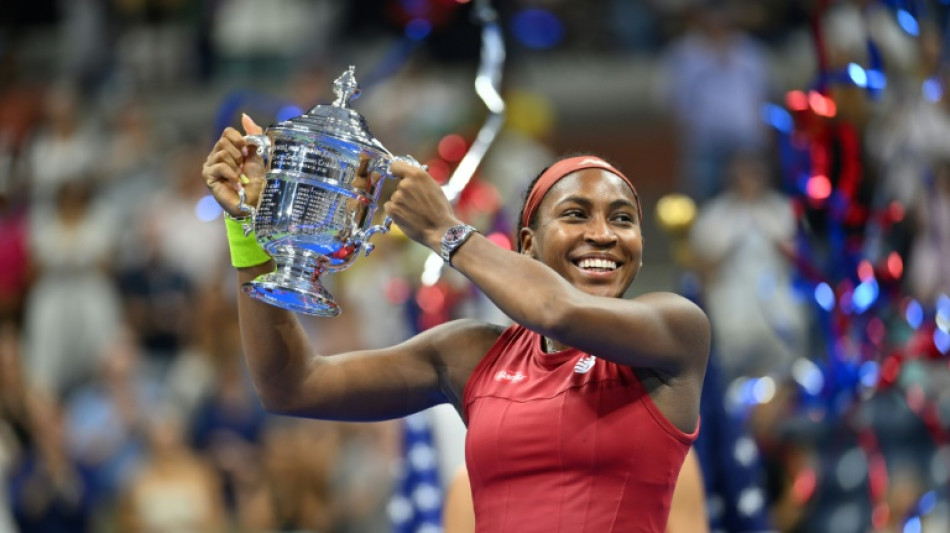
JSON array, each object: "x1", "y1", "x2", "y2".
[{"x1": 237, "y1": 66, "x2": 417, "y2": 316}]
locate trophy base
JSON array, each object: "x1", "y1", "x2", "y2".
[
  {"x1": 242, "y1": 248, "x2": 340, "y2": 316},
  {"x1": 242, "y1": 277, "x2": 340, "y2": 317}
]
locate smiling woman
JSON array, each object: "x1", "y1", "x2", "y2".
[
  {"x1": 518, "y1": 157, "x2": 643, "y2": 299},
  {"x1": 202, "y1": 123, "x2": 711, "y2": 533}
]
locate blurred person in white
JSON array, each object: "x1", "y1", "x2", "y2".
[
  {"x1": 100, "y1": 99, "x2": 168, "y2": 266},
  {"x1": 23, "y1": 178, "x2": 122, "y2": 399},
  {"x1": 689, "y1": 150, "x2": 806, "y2": 384},
  {"x1": 20, "y1": 84, "x2": 103, "y2": 205},
  {"x1": 63, "y1": 327, "x2": 162, "y2": 515},
  {"x1": 144, "y1": 143, "x2": 228, "y2": 290},
  {"x1": 907, "y1": 155, "x2": 950, "y2": 306},
  {"x1": 118, "y1": 406, "x2": 226, "y2": 533},
  {"x1": 865, "y1": 22, "x2": 950, "y2": 211},
  {"x1": 659, "y1": 3, "x2": 770, "y2": 204}
]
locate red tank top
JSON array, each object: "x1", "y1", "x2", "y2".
[{"x1": 463, "y1": 324, "x2": 698, "y2": 533}]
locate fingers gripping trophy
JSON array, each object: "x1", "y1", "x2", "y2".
[{"x1": 203, "y1": 66, "x2": 422, "y2": 316}]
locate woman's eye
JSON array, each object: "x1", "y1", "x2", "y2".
[
  {"x1": 612, "y1": 214, "x2": 635, "y2": 224},
  {"x1": 563, "y1": 210, "x2": 585, "y2": 218}
]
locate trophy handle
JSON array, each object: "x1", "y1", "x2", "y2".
[
  {"x1": 234, "y1": 188, "x2": 257, "y2": 237},
  {"x1": 233, "y1": 134, "x2": 272, "y2": 236},
  {"x1": 360, "y1": 216, "x2": 393, "y2": 257},
  {"x1": 359, "y1": 155, "x2": 426, "y2": 257},
  {"x1": 388, "y1": 154, "x2": 426, "y2": 173},
  {"x1": 243, "y1": 134, "x2": 271, "y2": 162}
]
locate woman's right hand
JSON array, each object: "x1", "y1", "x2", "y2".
[{"x1": 202, "y1": 114, "x2": 266, "y2": 217}]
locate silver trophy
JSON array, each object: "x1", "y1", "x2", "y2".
[{"x1": 238, "y1": 66, "x2": 418, "y2": 316}]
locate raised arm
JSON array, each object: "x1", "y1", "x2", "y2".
[
  {"x1": 449, "y1": 236, "x2": 707, "y2": 375},
  {"x1": 201, "y1": 117, "x2": 495, "y2": 421},
  {"x1": 233, "y1": 269, "x2": 491, "y2": 421},
  {"x1": 385, "y1": 161, "x2": 709, "y2": 379}
]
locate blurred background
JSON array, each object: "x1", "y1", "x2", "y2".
[{"x1": 2, "y1": 0, "x2": 950, "y2": 532}]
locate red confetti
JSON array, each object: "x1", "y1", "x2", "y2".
[
  {"x1": 438, "y1": 134, "x2": 468, "y2": 162},
  {"x1": 786, "y1": 90, "x2": 808, "y2": 111},
  {"x1": 792, "y1": 468, "x2": 817, "y2": 503},
  {"x1": 886, "y1": 252, "x2": 903, "y2": 279},
  {"x1": 806, "y1": 174, "x2": 832, "y2": 201},
  {"x1": 426, "y1": 158, "x2": 451, "y2": 184},
  {"x1": 486, "y1": 231, "x2": 512, "y2": 250}
]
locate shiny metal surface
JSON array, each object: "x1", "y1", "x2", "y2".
[{"x1": 239, "y1": 66, "x2": 405, "y2": 316}]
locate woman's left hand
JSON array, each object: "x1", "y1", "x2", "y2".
[{"x1": 384, "y1": 160, "x2": 461, "y2": 250}]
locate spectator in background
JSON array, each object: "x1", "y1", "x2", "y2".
[
  {"x1": 232, "y1": 418, "x2": 338, "y2": 532},
  {"x1": 0, "y1": 321, "x2": 33, "y2": 533},
  {"x1": 63, "y1": 328, "x2": 161, "y2": 515},
  {"x1": 865, "y1": 22, "x2": 950, "y2": 212},
  {"x1": 0, "y1": 438, "x2": 13, "y2": 533},
  {"x1": 57, "y1": 0, "x2": 111, "y2": 92},
  {"x1": 689, "y1": 150, "x2": 805, "y2": 384},
  {"x1": 117, "y1": 215, "x2": 196, "y2": 373},
  {"x1": 22, "y1": 179, "x2": 122, "y2": 399},
  {"x1": 20, "y1": 85, "x2": 103, "y2": 206},
  {"x1": 189, "y1": 349, "x2": 267, "y2": 522},
  {"x1": 907, "y1": 155, "x2": 950, "y2": 306},
  {"x1": 659, "y1": 3, "x2": 770, "y2": 204},
  {"x1": 0, "y1": 182, "x2": 31, "y2": 324},
  {"x1": 8, "y1": 399, "x2": 93, "y2": 533},
  {"x1": 143, "y1": 144, "x2": 228, "y2": 291},
  {"x1": 119, "y1": 407, "x2": 226, "y2": 533}
]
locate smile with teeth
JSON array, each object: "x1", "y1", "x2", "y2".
[{"x1": 576, "y1": 258, "x2": 618, "y2": 271}]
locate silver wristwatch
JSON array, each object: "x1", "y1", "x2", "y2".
[{"x1": 440, "y1": 224, "x2": 478, "y2": 264}]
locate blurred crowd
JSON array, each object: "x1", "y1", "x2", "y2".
[{"x1": 1, "y1": 1, "x2": 950, "y2": 532}]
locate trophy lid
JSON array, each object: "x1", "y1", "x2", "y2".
[{"x1": 275, "y1": 66, "x2": 389, "y2": 155}]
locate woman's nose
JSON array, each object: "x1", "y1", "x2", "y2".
[{"x1": 584, "y1": 217, "x2": 617, "y2": 245}]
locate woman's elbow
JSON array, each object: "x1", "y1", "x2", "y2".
[{"x1": 252, "y1": 379, "x2": 307, "y2": 416}]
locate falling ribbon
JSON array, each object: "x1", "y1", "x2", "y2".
[{"x1": 421, "y1": 0, "x2": 507, "y2": 286}]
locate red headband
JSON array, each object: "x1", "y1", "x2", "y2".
[{"x1": 520, "y1": 156, "x2": 641, "y2": 229}]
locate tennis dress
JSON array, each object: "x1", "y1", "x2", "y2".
[{"x1": 463, "y1": 324, "x2": 698, "y2": 533}]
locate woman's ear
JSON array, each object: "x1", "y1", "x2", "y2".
[{"x1": 519, "y1": 227, "x2": 535, "y2": 257}]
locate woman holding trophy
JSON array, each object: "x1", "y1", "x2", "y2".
[{"x1": 202, "y1": 103, "x2": 710, "y2": 531}]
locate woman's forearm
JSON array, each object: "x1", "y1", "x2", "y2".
[{"x1": 235, "y1": 262, "x2": 317, "y2": 410}]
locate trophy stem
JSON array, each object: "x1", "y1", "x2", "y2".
[{"x1": 241, "y1": 246, "x2": 341, "y2": 316}]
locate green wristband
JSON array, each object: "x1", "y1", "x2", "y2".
[{"x1": 224, "y1": 215, "x2": 271, "y2": 268}]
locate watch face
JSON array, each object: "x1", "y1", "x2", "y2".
[{"x1": 446, "y1": 226, "x2": 466, "y2": 242}]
